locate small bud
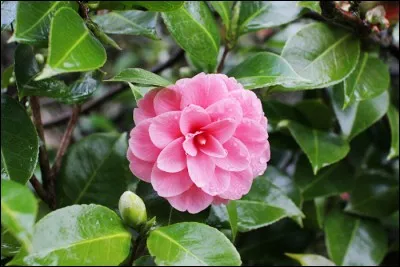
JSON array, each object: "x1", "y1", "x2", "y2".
[
  {"x1": 118, "y1": 191, "x2": 147, "y2": 229},
  {"x1": 35, "y1": 54, "x2": 44, "y2": 64}
]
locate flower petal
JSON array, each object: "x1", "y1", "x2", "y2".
[
  {"x1": 153, "y1": 88, "x2": 181, "y2": 115},
  {"x1": 199, "y1": 134, "x2": 227, "y2": 158},
  {"x1": 183, "y1": 136, "x2": 198, "y2": 157},
  {"x1": 133, "y1": 89, "x2": 160, "y2": 125},
  {"x1": 219, "y1": 168, "x2": 253, "y2": 200},
  {"x1": 250, "y1": 141, "x2": 270, "y2": 177},
  {"x1": 212, "y1": 196, "x2": 229, "y2": 205},
  {"x1": 206, "y1": 98, "x2": 243, "y2": 122},
  {"x1": 180, "y1": 104, "x2": 211, "y2": 135},
  {"x1": 229, "y1": 90, "x2": 263, "y2": 122},
  {"x1": 201, "y1": 119, "x2": 237, "y2": 144},
  {"x1": 214, "y1": 137, "x2": 250, "y2": 171},
  {"x1": 187, "y1": 151, "x2": 215, "y2": 187},
  {"x1": 167, "y1": 185, "x2": 213, "y2": 214},
  {"x1": 234, "y1": 118, "x2": 268, "y2": 156},
  {"x1": 129, "y1": 120, "x2": 161, "y2": 162},
  {"x1": 201, "y1": 167, "x2": 230, "y2": 196},
  {"x1": 149, "y1": 111, "x2": 182, "y2": 149},
  {"x1": 157, "y1": 137, "x2": 186, "y2": 173},
  {"x1": 151, "y1": 165, "x2": 193, "y2": 197},
  {"x1": 127, "y1": 149, "x2": 153, "y2": 182}
]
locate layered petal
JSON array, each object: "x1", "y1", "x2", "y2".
[
  {"x1": 212, "y1": 196, "x2": 229, "y2": 205},
  {"x1": 152, "y1": 165, "x2": 193, "y2": 197},
  {"x1": 127, "y1": 149, "x2": 153, "y2": 182},
  {"x1": 250, "y1": 141, "x2": 270, "y2": 177},
  {"x1": 216, "y1": 74, "x2": 243, "y2": 92},
  {"x1": 187, "y1": 151, "x2": 215, "y2": 187},
  {"x1": 199, "y1": 134, "x2": 227, "y2": 158},
  {"x1": 201, "y1": 118, "x2": 237, "y2": 144},
  {"x1": 157, "y1": 137, "x2": 186, "y2": 173},
  {"x1": 153, "y1": 88, "x2": 181, "y2": 115},
  {"x1": 180, "y1": 105, "x2": 211, "y2": 134},
  {"x1": 149, "y1": 111, "x2": 182, "y2": 149},
  {"x1": 234, "y1": 118, "x2": 268, "y2": 156},
  {"x1": 214, "y1": 137, "x2": 250, "y2": 172},
  {"x1": 133, "y1": 89, "x2": 160, "y2": 125},
  {"x1": 229, "y1": 90, "x2": 263, "y2": 122},
  {"x1": 129, "y1": 120, "x2": 161, "y2": 162},
  {"x1": 167, "y1": 185, "x2": 213, "y2": 214},
  {"x1": 183, "y1": 136, "x2": 198, "y2": 157},
  {"x1": 201, "y1": 167, "x2": 230, "y2": 196},
  {"x1": 219, "y1": 168, "x2": 253, "y2": 200},
  {"x1": 206, "y1": 98, "x2": 243, "y2": 123}
]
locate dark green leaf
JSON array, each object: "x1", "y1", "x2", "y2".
[
  {"x1": 1, "y1": 95, "x2": 39, "y2": 184},
  {"x1": 210, "y1": 1, "x2": 232, "y2": 31},
  {"x1": 345, "y1": 170, "x2": 399, "y2": 218},
  {"x1": 295, "y1": 155, "x2": 355, "y2": 200},
  {"x1": 387, "y1": 105, "x2": 399, "y2": 160},
  {"x1": 147, "y1": 222, "x2": 241, "y2": 266},
  {"x1": 95, "y1": 1, "x2": 184, "y2": 11},
  {"x1": 238, "y1": 1, "x2": 301, "y2": 35},
  {"x1": 11, "y1": 1, "x2": 76, "y2": 45},
  {"x1": 1, "y1": 64, "x2": 14, "y2": 89},
  {"x1": 226, "y1": 201, "x2": 238, "y2": 242},
  {"x1": 62, "y1": 70, "x2": 103, "y2": 104},
  {"x1": 162, "y1": 2, "x2": 220, "y2": 71},
  {"x1": 134, "y1": 256, "x2": 156, "y2": 266},
  {"x1": 282, "y1": 121, "x2": 350, "y2": 174},
  {"x1": 36, "y1": 7, "x2": 106, "y2": 80},
  {"x1": 314, "y1": 197, "x2": 327, "y2": 229},
  {"x1": 1, "y1": 228, "x2": 21, "y2": 257},
  {"x1": 325, "y1": 209, "x2": 388, "y2": 266},
  {"x1": 1, "y1": 180, "x2": 37, "y2": 252},
  {"x1": 286, "y1": 253, "x2": 335, "y2": 266},
  {"x1": 9, "y1": 204, "x2": 131, "y2": 266},
  {"x1": 281, "y1": 23, "x2": 360, "y2": 89},
  {"x1": 265, "y1": 21, "x2": 310, "y2": 53},
  {"x1": 57, "y1": 133, "x2": 133, "y2": 209},
  {"x1": 330, "y1": 87, "x2": 390, "y2": 140},
  {"x1": 262, "y1": 100, "x2": 304, "y2": 126},
  {"x1": 1, "y1": 1, "x2": 17, "y2": 32},
  {"x1": 297, "y1": 1, "x2": 321, "y2": 13},
  {"x1": 227, "y1": 52, "x2": 308, "y2": 89},
  {"x1": 295, "y1": 99, "x2": 334, "y2": 130},
  {"x1": 106, "y1": 68, "x2": 171, "y2": 87},
  {"x1": 92, "y1": 10, "x2": 158, "y2": 40}
]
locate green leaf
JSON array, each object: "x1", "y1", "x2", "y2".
[
  {"x1": 210, "y1": 1, "x2": 232, "y2": 31},
  {"x1": 92, "y1": 10, "x2": 158, "y2": 40},
  {"x1": 128, "y1": 83, "x2": 155, "y2": 102},
  {"x1": 325, "y1": 209, "x2": 388, "y2": 266},
  {"x1": 1, "y1": 64, "x2": 14, "y2": 89},
  {"x1": 227, "y1": 52, "x2": 309, "y2": 89},
  {"x1": 1, "y1": 180, "x2": 38, "y2": 253},
  {"x1": 147, "y1": 222, "x2": 241, "y2": 266},
  {"x1": 295, "y1": 99, "x2": 334, "y2": 130},
  {"x1": 36, "y1": 7, "x2": 106, "y2": 80},
  {"x1": 262, "y1": 100, "x2": 304, "y2": 126},
  {"x1": 387, "y1": 105, "x2": 399, "y2": 160},
  {"x1": 11, "y1": 1, "x2": 76, "y2": 45},
  {"x1": 162, "y1": 1, "x2": 220, "y2": 71},
  {"x1": 9, "y1": 204, "x2": 131, "y2": 266},
  {"x1": 342, "y1": 52, "x2": 390, "y2": 108},
  {"x1": 106, "y1": 68, "x2": 171, "y2": 87},
  {"x1": 281, "y1": 23, "x2": 360, "y2": 89},
  {"x1": 226, "y1": 201, "x2": 238, "y2": 242},
  {"x1": 345, "y1": 170, "x2": 399, "y2": 218},
  {"x1": 57, "y1": 133, "x2": 132, "y2": 209},
  {"x1": 286, "y1": 253, "x2": 335, "y2": 266},
  {"x1": 282, "y1": 121, "x2": 350, "y2": 174},
  {"x1": 297, "y1": 1, "x2": 321, "y2": 13},
  {"x1": 238, "y1": 1, "x2": 301, "y2": 35},
  {"x1": 1, "y1": 95, "x2": 39, "y2": 184},
  {"x1": 61, "y1": 70, "x2": 103, "y2": 104},
  {"x1": 314, "y1": 197, "x2": 327, "y2": 229},
  {"x1": 330, "y1": 86, "x2": 390, "y2": 140},
  {"x1": 1, "y1": 1, "x2": 17, "y2": 32},
  {"x1": 294, "y1": 155, "x2": 355, "y2": 200},
  {"x1": 95, "y1": 1, "x2": 184, "y2": 12},
  {"x1": 85, "y1": 20, "x2": 122, "y2": 50},
  {"x1": 1, "y1": 227, "x2": 21, "y2": 257}
]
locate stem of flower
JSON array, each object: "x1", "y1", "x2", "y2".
[{"x1": 29, "y1": 175, "x2": 48, "y2": 203}]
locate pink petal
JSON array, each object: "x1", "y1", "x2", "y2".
[
  {"x1": 214, "y1": 137, "x2": 250, "y2": 172},
  {"x1": 206, "y1": 98, "x2": 243, "y2": 123},
  {"x1": 149, "y1": 111, "x2": 182, "y2": 149},
  {"x1": 199, "y1": 134, "x2": 227, "y2": 158},
  {"x1": 133, "y1": 89, "x2": 160, "y2": 125},
  {"x1": 212, "y1": 196, "x2": 229, "y2": 205},
  {"x1": 180, "y1": 73, "x2": 229, "y2": 109},
  {"x1": 129, "y1": 120, "x2": 161, "y2": 162},
  {"x1": 187, "y1": 151, "x2": 215, "y2": 187},
  {"x1": 201, "y1": 167, "x2": 230, "y2": 196},
  {"x1": 260, "y1": 116, "x2": 268, "y2": 130},
  {"x1": 234, "y1": 119, "x2": 268, "y2": 156},
  {"x1": 250, "y1": 141, "x2": 270, "y2": 177},
  {"x1": 151, "y1": 165, "x2": 193, "y2": 197},
  {"x1": 201, "y1": 119, "x2": 237, "y2": 144},
  {"x1": 219, "y1": 168, "x2": 253, "y2": 200},
  {"x1": 229, "y1": 90, "x2": 263, "y2": 122},
  {"x1": 166, "y1": 185, "x2": 213, "y2": 214},
  {"x1": 153, "y1": 88, "x2": 181, "y2": 115},
  {"x1": 180, "y1": 105, "x2": 211, "y2": 135},
  {"x1": 157, "y1": 137, "x2": 186, "y2": 173},
  {"x1": 215, "y1": 74, "x2": 243, "y2": 92},
  {"x1": 127, "y1": 149, "x2": 153, "y2": 182},
  {"x1": 183, "y1": 136, "x2": 198, "y2": 156}
]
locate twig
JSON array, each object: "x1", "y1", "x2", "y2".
[
  {"x1": 43, "y1": 48, "x2": 185, "y2": 128},
  {"x1": 29, "y1": 175, "x2": 48, "y2": 204},
  {"x1": 217, "y1": 46, "x2": 229, "y2": 73}
]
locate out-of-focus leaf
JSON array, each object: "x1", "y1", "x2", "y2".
[
  {"x1": 314, "y1": 197, "x2": 327, "y2": 229},
  {"x1": 147, "y1": 222, "x2": 241, "y2": 266},
  {"x1": 265, "y1": 21, "x2": 311, "y2": 53},
  {"x1": 1, "y1": 228, "x2": 20, "y2": 257},
  {"x1": 295, "y1": 99, "x2": 334, "y2": 130},
  {"x1": 297, "y1": 1, "x2": 321, "y2": 13},
  {"x1": 387, "y1": 105, "x2": 399, "y2": 160},
  {"x1": 9, "y1": 204, "x2": 131, "y2": 266},
  {"x1": 106, "y1": 68, "x2": 171, "y2": 87},
  {"x1": 286, "y1": 253, "x2": 335, "y2": 266},
  {"x1": 1, "y1": 1, "x2": 17, "y2": 32},
  {"x1": 226, "y1": 201, "x2": 238, "y2": 242},
  {"x1": 1, "y1": 64, "x2": 14, "y2": 89},
  {"x1": 210, "y1": 1, "x2": 232, "y2": 31},
  {"x1": 134, "y1": 256, "x2": 156, "y2": 266},
  {"x1": 1, "y1": 95, "x2": 38, "y2": 184}
]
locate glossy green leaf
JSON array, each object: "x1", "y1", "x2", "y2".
[
  {"x1": 57, "y1": 133, "x2": 132, "y2": 209},
  {"x1": 342, "y1": 52, "x2": 390, "y2": 107},
  {"x1": 1, "y1": 180, "x2": 38, "y2": 252},
  {"x1": 345, "y1": 170, "x2": 399, "y2": 218},
  {"x1": 36, "y1": 7, "x2": 106, "y2": 80},
  {"x1": 210, "y1": 1, "x2": 232, "y2": 31},
  {"x1": 286, "y1": 253, "x2": 335, "y2": 266},
  {"x1": 162, "y1": 1, "x2": 220, "y2": 71},
  {"x1": 85, "y1": 20, "x2": 122, "y2": 50},
  {"x1": 1, "y1": 64, "x2": 14, "y2": 89},
  {"x1": 262, "y1": 100, "x2": 304, "y2": 126},
  {"x1": 10, "y1": 204, "x2": 131, "y2": 266},
  {"x1": 106, "y1": 68, "x2": 171, "y2": 87},
  {"x1": 1, "y1": 1, "x2": 17, "y2": 32},
  {"x1": 226, "y1": 201, "x2": 238, "y2": 242},
  {"x1": 238, "y1": 1, "x2": 301, "y2": 35},
  {"x1": 92, "y1": 10, "x2": 158, "y2": 40},
  {"x1": 282, "y1": 121, "x2": 350, "y2": 174},
  {"x1": 295, "y1": 155, "x2": 355, "y2": 200},
  {"x1": 295, "y1": 99, "x2": 334, "y2": 130},
  {"x1": 325, "y1": 209, "x2": 388, "y2": 266},
  {"x1": 134, "y1": 255, "x2": 156, "y2": 266},
  {"x1": 62, "y1": 70, "x2": 103, "y2": 104},
  {"x1": 147, "y1": 222, "x2": 241, "y2": 266},
  {"x1": 1, "y1": 95, "x2": 39, "y2": 184},
  {"x1": 227, "y1": 52, "x2": 308, "y2": 89},
  {"x1": 281, "y1": 23, "x2": 360, "y2": 89},
  {"x1": 330, "y1": 87, "x2": 390, "y2": 140},
  {"x1": 387, "y1": 105, "x2": 399, "y2": 159},
  {"x1": 95, "y1": 1, "x2": 184, "y2": 11},
  {"x1": 1, "y1": 228, "x2": 21, "y2": 257},
  {"x1": 314, "y1": 197, "x2": 327, "y2": 229},
  {"x1": 297, "y1": 1, "x2": 321, "y2": 13},
  {"x1": 11, "y1": 1, "x2": 76, "y2": 45}
]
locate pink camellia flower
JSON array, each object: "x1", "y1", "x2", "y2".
[{"x1": 127, "y1": 73, "x2": 270, "y2": 214}]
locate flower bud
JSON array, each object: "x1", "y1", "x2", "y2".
[{"x1": 118, "y1": 191, "x2": 147, "y2": 228}]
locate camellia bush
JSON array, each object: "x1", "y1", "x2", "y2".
[{"x1": 1, "y1": 1, "x2": 399, "y2": 266}]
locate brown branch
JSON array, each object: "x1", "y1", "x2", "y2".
[
  {"x1": 43, "y1": 48, "x2": 185, "y2": 128},
  {"x1": 217, "y1": 46, "x2": 230, "y2": 73},
  {"x1": 29, "y1": 175, "x2": 48, "y2": 204}
]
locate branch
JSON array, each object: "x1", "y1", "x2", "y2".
[
  {"x1": 43, "y1": 48, "x2": 185, "y2": 128},
  {"x1": 29, "y1": 175, "x2": 48, "y2": 204}
]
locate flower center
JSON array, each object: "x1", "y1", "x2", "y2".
[{"x1": 195, "y1": 134, "x2": 207, "y2": 146}]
